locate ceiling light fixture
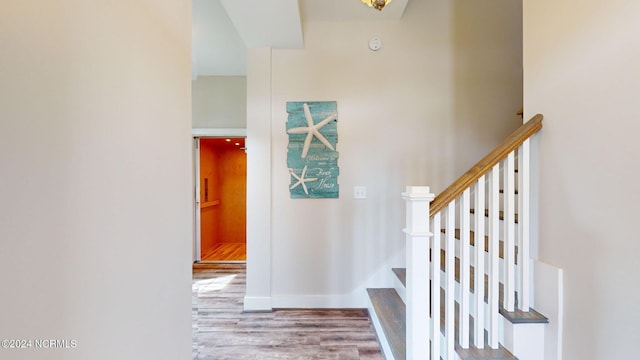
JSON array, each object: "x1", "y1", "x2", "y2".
[{"x1": 362, "y1": 0, "x2": 392, "y2": 11}]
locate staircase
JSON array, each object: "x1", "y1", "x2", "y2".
[{"x1": 367, "y1": 115, "x2": 549, "y2": 360}]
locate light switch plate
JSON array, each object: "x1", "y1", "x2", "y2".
[{"x1": 354, "y1": 186, "x2": 367, "y2": 199}]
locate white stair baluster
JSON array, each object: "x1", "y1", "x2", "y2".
[
  {"x1": 518, "y1": 140, "x2": 531, "y2": 311},
  {"x1": 504, "y1": 152, "x2": 516, "y2": 312},
  {"x1": 474, "y1": 175, "x2": 485, "y2": 348},
  {"x1": 431, "y1": 211, "x2": 441, "y2": 360},
  {"x1": 459, "y1": 189, "x2": 471, "y2": 348},
  {"x1": 445, "y1": 202, "x2": 456, "y2": 359},
  {"x1": 488, "y1": 164, "x2": 500, "y2": 349}
]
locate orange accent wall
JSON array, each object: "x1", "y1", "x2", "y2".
[
  {"x1": 199, "y1": 139, "x2": 221, "y2": 256},
  {"x1": 199, "y1": 138, "x2": 246, "y2": 258},
  {"x1": 218, "y1": 146, "x2": 247, "y2": 244}
]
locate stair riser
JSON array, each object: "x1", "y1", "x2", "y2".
[
  {"x1": 503, "y1": 321, "x2": 545, "y2": 360},
  {"x1": 394, "y1": 274, "x2": 406, "y2": 304}
]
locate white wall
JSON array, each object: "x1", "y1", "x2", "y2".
[
  {"x1": 0, "y1": 1, "x2": 192, "y2": 359},
  {"x1": 192, "y1": 75, "x2": 246, "y2": 128},
  {"x1": 524, "y1": 0, "x2": 640, "y2": 358},
  {"x1": 246, "y1": 0, "x2": 524, "y2": 308},
  {"x1": 245, "y1": 48, "x2": 273, "y2": 311}
]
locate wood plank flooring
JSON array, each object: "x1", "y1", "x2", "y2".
[
  {"x1": 201, "y1": 242, "x2": 246, "y2": 261},
  {"x1": 193, "y1": 263, "x2": 383, "y2": 360}
]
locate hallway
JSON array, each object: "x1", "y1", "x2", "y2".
[{"x1": 192, "y1": 263, "x2": 383, "y2": 359}]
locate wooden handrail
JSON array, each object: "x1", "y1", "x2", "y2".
[{"x1": 430, "y1": 114, "x2": 543, "y2": 216}]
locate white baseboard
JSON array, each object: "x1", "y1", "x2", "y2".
[
  {"x1": 272, "y1": 292, "x2": 367, "y2": 308},
  {"x1": 243, "y1": 296, "x2": 272, "y2": 311}
]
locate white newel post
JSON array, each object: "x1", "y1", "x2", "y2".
[{"x1": 402, "y1": 186, "x2": 435, "y2": 360}]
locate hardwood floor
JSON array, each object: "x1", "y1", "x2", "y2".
[
  {"x1": 193, "y1": 263, "x2": 383, "y2": 360},
  {"x1": 201, "y1": 242, "x2": 246, "y2": 261}
]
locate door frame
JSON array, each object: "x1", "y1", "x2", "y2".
[{"x1": 192, "y1": 128, "x2": 247, "y2": 263}]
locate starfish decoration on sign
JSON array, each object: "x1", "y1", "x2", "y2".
[
  {"x1": 286, "y1": 103, "x2": 337, "y2": 158},
  {"x1": 289, "y1": 165, "x2": 318, "y2": 195}
]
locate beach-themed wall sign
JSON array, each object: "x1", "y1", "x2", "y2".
[{"x1": 286, "y1": 101, "x2": 339, "y2": 199}]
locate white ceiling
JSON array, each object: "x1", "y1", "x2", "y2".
[
  {"x1": 192, "y1": 0, "x2": 408, "y2": 77},
  {"x1": 192, "y1": 0, "x2": 246, "y2": 77}
]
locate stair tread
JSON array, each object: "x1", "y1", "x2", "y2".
[
  {"x1": 499, "y1": 307, "x2": 548, "y2": 324},
  {"x1": 457, "y1": 341, "x2": 518, "y2": 360},
  {"x1": 470, "y1": 209, "x2": 519, "y2": 223},
  {"x1": 367, "y1": 288, "x2": 406, "y2": 360},
  {"x1": 457, "y1": 346, "x2": 517, "y2": 359}
]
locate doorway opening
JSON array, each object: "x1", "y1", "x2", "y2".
[{"x1": 195, "y1": 137, "x2": 246, "y2": 262}]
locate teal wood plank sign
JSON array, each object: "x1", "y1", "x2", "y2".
[{"x1": 286, "y1": 101, "x2": 339, "y2": 199}]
